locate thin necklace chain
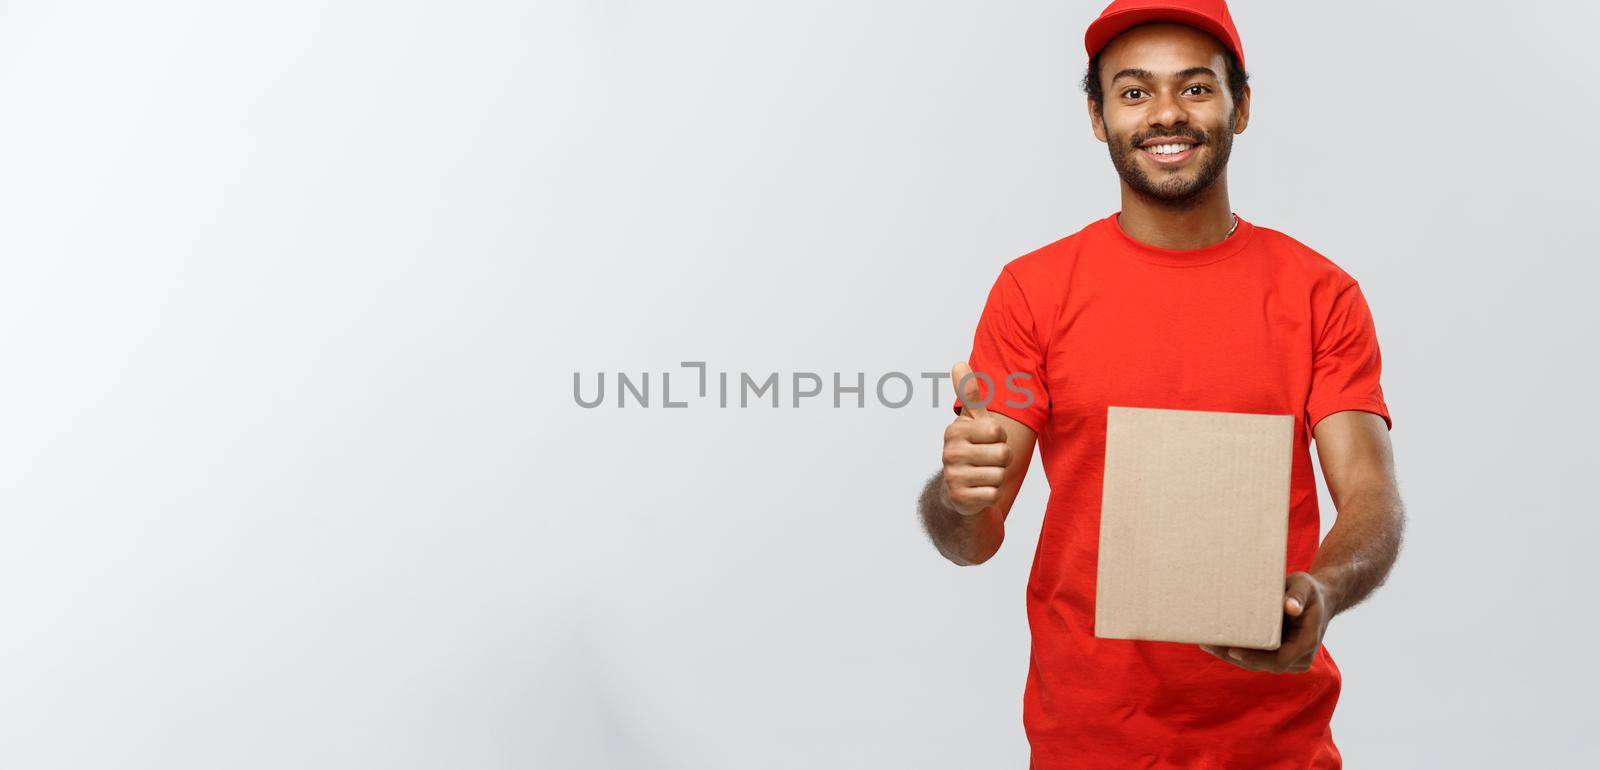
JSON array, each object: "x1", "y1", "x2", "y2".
[{"x1": 1226, "y1": 213, "x2": 1239, "y2": 238}]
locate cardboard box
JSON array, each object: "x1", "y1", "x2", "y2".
[{"x1": 1094, "y1": 406, "x2": 1293, "y2": 650}]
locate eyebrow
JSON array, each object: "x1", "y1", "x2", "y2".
[{"x1": 1110, "y1": 66, "x2": 1219, "y2": 83}]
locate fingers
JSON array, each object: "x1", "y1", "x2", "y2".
[
  {"x1": 1197, "y1": 644, "x2": 1291, "y2": 674},
  {"x1": 1284, "y1": 572, "x2": 1316, "y2": 617},
  {"x1": 946, "y1": 417, "x2": 1006, "y2": 445},
  {"x1": 943, "y1": 425, "x2": 1011, "y2": 459},
  {"x1": 1228, "y1": 647, "x2": 1281, "y2": 671},
  {"x1": 1201, "y1": 644, "x2": 1316, "y2": 674},
  {"x1": 1272, "y1": 597, "x2": 1324, "y2": 673},
  {"x1": 1199, "y1": 580, "x2": 1326, "y2": 673},
  {"x1": 945, "y1": 483, "x2": 1001, "y2": 513},
  {"x1": 1196, "y1": 574, "x2": 1330, "y2": 674},
  {"x1": 940, "y1": 433, "x2": 1009, "y2": 517},
  {"x1": 950, "y1": 361, "x2": 989, "y2": 419},
  {"x1": 945, "y1": 464, "x2": 1005, "y2": 488}
]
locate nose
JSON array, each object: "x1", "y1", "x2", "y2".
[{"x1": 1146, "y1": 88, "x2": 1189, "y2": 130}]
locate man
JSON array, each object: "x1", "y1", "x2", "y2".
[{"x1": 916, "y1": 1, "x2": 1405, "y2": 767}]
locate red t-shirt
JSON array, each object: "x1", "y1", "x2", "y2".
[{"x1": 957, "y1": 213, "x2": 1391, "y2": 769}]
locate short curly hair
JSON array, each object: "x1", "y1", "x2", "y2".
[{"x1": 1081, "y1": 46, "x2": 1249, "y2": 115}]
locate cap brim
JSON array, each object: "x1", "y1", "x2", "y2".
[{"x1": 1084, "y1": 6, "x2": 1244, "y2": 69}]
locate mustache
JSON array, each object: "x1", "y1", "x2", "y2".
[{"x1": 1126, "y1": 127, "x2": 1208, "y2": 147}]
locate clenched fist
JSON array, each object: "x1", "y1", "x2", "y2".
[{"x1": 941, "y1": 361, "x2": 1013, "y2": 516}]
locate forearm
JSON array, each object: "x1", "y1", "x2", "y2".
[
  {"x1": 919, "y1": 470, "x2": 1004, "y2": 566},
  {"x1": 1309, "y1": 482, "x2": 1405, "y2": 617}
]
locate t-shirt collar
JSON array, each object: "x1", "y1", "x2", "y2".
[{"x1": 1102, "y1": 211, "x2": 1256, "y2": 267}]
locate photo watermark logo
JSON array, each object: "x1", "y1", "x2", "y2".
[{"x1": 572, "y1": 361, "x2": 1036, "y2": 410}]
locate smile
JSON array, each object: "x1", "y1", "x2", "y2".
[{"x1": 1139, "y1": 141, "x2": 1198, "y2": 164}]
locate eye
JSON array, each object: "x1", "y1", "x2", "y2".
[
  {"x1": 1122, "y1": 88, "x2": 1147, "y2": 100},
  {"x1": 1184, "y1": 84, "x2": 1212, "y2": 96}
]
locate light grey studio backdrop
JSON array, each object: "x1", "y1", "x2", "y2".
[{"x1": 1, "y1": 1, "x2": 1596, "y2": 768}]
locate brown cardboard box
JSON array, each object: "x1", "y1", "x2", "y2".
[{"x1": 1094, "y1": 406, "x2": 1294, "y2": 650}]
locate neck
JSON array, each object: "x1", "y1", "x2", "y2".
[{"x1": 1115, "y1": 175, "x2": 1235, "y2": 250}]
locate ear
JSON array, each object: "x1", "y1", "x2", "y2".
[
  {"x1": 1231, "y1": 84, "x2": 1251, "y2": 134},
  {"x1": 1088, "y1": 97, "x2": 1108, "y2": 143}
]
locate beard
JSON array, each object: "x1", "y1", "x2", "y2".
[{"x1": 1107, "y1": 117, "x2": 1234, "y2": 207}]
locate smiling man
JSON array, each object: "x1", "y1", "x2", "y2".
[{"x1": 915, "y1": 1, "x2": 1406, "y2": 767}]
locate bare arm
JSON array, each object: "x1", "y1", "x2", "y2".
[
  {"x1": 918, "y1": 363, "x2": 1039, "y2": 566},
  {"x1": 1203, "y1": 409, "x2": 1405, "y2": 672},
  {"x1": 1306, "y1": 409, "x2": 1406, "y2": 616}
]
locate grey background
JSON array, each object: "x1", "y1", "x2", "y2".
[{"x1": 1, "y1": 0, "x2": 1595, "y2": 767}]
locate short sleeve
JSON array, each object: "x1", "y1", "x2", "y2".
[
  {"x1": 951, "y1": 266, "x2": 1050, "y2": 433},
  {"x1": 1306, "y1": 280, "x2": 1392, "y2": 432}
]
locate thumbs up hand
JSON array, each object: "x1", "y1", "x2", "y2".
[{"x1": 941, "y1": 362, "x2": 1012, "y2": 516}]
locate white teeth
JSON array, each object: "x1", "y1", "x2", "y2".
[{"x1": 1146, "y1": 143, "x2": 1192, "y2": 155}]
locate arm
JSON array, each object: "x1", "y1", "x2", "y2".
[
  {"x1": 918, "y1": 363, "x2": 1039, "y2": 566},
  {"x1": 1305, "y1": 409, "x2": 1406, "y2": 615},
  {"x1": 1202, "y1": 410, "x2": 1405, "y2": 672}
]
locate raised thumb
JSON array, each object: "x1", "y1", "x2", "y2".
[{"x1": 951, "y1": 361, "x2": 988, "y2": 418}]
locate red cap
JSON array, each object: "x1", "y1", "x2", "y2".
[{"x1": 1084, "y1": 0, "x2": 1245, "y2": 70}]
